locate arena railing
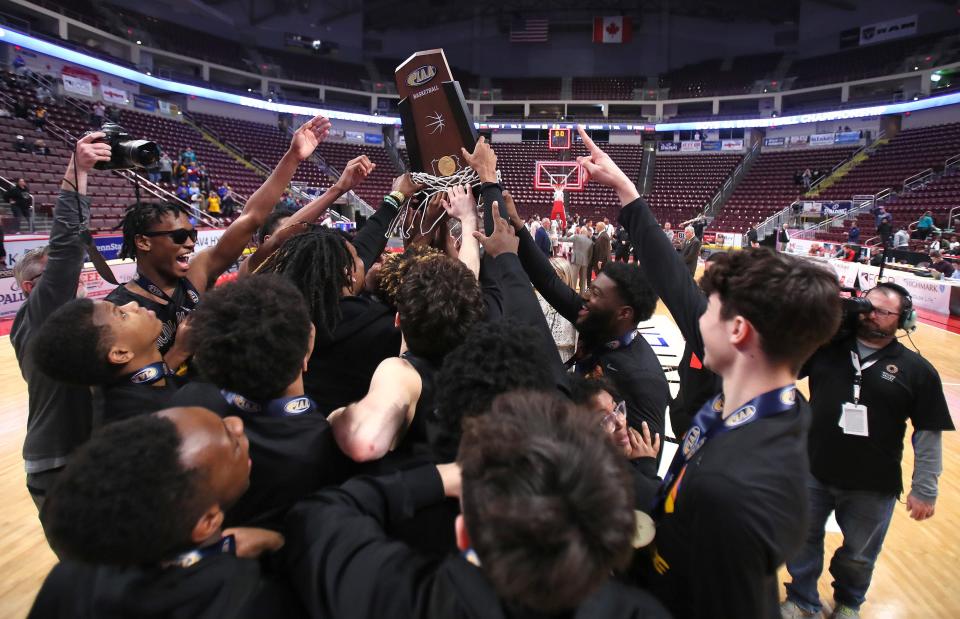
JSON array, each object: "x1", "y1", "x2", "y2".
[
  {"x1": 903, "y1": 168, "x2": 935, "y2": 192},
  {"x1": 791, "y1": 189, "x2": 893, "y2": 242},
  {"x1": 807, "y1": 131, "x2": 885, "y2": 195}
]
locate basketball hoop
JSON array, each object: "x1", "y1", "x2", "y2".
[{"x1": 387, "y1": 169, "x2": 501, "y2": 241}]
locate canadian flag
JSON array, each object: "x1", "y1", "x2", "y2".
[{"x1": 593, "y1": 16, "x2": 632, "y2": 43}]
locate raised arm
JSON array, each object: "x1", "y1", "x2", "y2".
[
  {"x1": 441, "y1": 185, "x2": 480, "y2": 279},
  {"x1": 243, "y1": 155, "x2": 375, "y2": 275},
  {"x1": 189, "y1": 115, "x2": 331, "y2": 289},
  {"x1": 27, "y1": 133, "x2": 110, "y2": 322},
  {"x1": 576, "y1": 127, "x2": 707, "y2": 352},
  {"x1": 352, "y1": 173, "x2": 422, "y2": 271},
  {"x1": 327, "y1": 357, "x2": 423, "y2": 463}
]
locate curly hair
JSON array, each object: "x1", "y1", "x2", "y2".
[
  {"x1": 459, "y1": 391, "x2": 635, "y2": 613},
  {"x1": 376, "y1": 244, "x2": 443, "y2": 310},
  {"x1": 43, "y1": 414, "x2": 207, "y2": 564},
  {"x1": 30, "y1": 298, "x2": 117, "y2": 385},
  {"x1": 257, "y1": 210, "x2": 291, "y2": 244},
  {"x1": 191, "y1": 274, "x2": 312, "y2": 401},
  {"x1": 700, "y1": 247, "x2": 841, "y2": 372},
  {"x1": 566, "y1": 374, "x2": 621, "y2": 408},
  {"x1": 119, "y1": 202, "x2": 184, "y2": 260},
  {"x1": 396, "y1": 254, "x2": 483, "y2": 361},
  {"x1": 600, "y1": 262, "x2": 658, "y2": 323},
  {"x1": 256, "y1": 229, "x2": 353, "y2": 341},
  {"x1": 433, "y1": 321, "x2": 555, "y2": 460}
]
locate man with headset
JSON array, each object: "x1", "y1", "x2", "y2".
[{"x1": 782, "y1": 282, "x2": 954, "y2": 619}]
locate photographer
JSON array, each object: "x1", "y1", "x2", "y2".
[
  {"x1": 782, "y1": 283, "x2": 954, "y2": 619},
  {"x1": 11, "y1": 132, "x2": 110, "y2": 514}
]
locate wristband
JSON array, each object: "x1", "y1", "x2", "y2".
[
  {"x1": 479, "y1": 181, "x2": 502, "y2": 191},
  {"x1": 389, "y1": 190, "x2": 407, "y2": 204}
]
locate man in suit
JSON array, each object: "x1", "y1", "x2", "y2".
[
  {"x1": 680, "y1": 226, "x2": 701, "y2": 277},
  {"x1": 562, "y1": 226, "x2": 595, "y2": 292},
  {"x1": 592, "y1": 222, "x2": 612, "y2": 279},
  {"x1": 535, "y1": 216, "x2": 553, "y2": 256}
]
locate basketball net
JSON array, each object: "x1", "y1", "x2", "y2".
[{"x1": 387, "y1": 168, "x2": 501, "y2": 240}]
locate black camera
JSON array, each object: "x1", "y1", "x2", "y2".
[
  {"x1": 88, "y1": 122, "x2": 161, "y2": 171},
  {"x1": 834, "y1": 291, "x2": 873, "y2": 341}
]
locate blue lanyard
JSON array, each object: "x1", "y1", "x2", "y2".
[
  {"x1": 220, "y1": 391, "x2": 317, "y2": 418},
  {"x1": 656, "y1": 385, "x2": 798, "y2": 514},
  {"x1": 161, "y1": 535, "x2": 235, "y2": 569},
  {"x1": 124, "y1": 361, "x2": 170, "y2": 386}
]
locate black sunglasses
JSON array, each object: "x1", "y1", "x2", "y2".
[{"x1": 141, "y1": 228, "x2": 198, "y2": 244}]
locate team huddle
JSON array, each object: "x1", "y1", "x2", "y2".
[{"x1": 13, "y1": 119, "x2": 952, "y2": 619}]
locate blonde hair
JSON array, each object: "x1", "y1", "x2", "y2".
[{"x1": 549, "y1": 257, "x2": 575, "y2": 289}]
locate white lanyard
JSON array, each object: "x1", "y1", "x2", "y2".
[{"x1": 849, "y1": 351, "x2": 879, "y2": 404}]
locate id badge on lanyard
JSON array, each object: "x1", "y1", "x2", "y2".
[{"x1": 840, "y1": 351, "x2": 874, "y2": 437}]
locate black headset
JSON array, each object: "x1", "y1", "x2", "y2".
[{"x1": 871, "y1": 282, "x2": 916, "y2": 332}]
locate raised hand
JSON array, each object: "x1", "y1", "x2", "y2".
[
  {"x1": 576, "y1": 126, "x2": 639, "y2": 205},
  {"x1": 392, "y1": 172, "x2": 423, "y2": 198},
  {"x1": 625, "y1": 421, "x2": 661, "y2": 460},
  {"x1": 74, "y1": 131, "x2": 111, "y2": 174},
  {"x1": 472, "y1": 205, "x2": 519, "y2": 257},
  {"x1": 460, "y1": 136, "x2": 497, "y2": 183},
  {"x1": 333, "y1": 155, "x2": 376, "y2": 193},
  {"x1": 289, "y1": 115, "x2": 332, "y2": 162},
  {"x1": 442, "y1": 185, "x2": 477, "y2": 223}
]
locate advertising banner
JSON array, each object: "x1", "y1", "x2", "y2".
[
  {"x1": 834, "y1": 131, "x2": 861, "y2": 144},
  {"x1": 0, "y1": 260, "x2": 140, "y2": 319},
  {"x1": 856, "y1": 263, "x2": 953, "y2": 315},
  {"x1": 721, "y1": 139, "x2": 744, "y2": 151},
  {"x1": 788, "y1": 135, "x2": 809, "y2": 146},
  {"x1": 658, "y1": 141, "x2": 680, "y2": 152},
  {"x1": 133, "y1": 93, "x2": 157, "y2": 112},
  {"x1": 364, "y1": 133, "x2": 384, "y2": 145},
  {"x1": 680, "y1": 140, "x2": 702, "y2": 152},
  {"x1": 62, "y1": 74, "x2": 93, "y2": 97},
  {"x1": 859, "y1": 15, "x2": 918, "y2": 46},
  {"x1": 810, "y1": 133, "x2": 836, "y2": 146},
  {"x1": 101, "y1": 85, "x2": 128, "y2": 105},
  {"x1": 764, "y1": 137, "x2": 785, "y2": 147},
  {"x1": 158, "y1": 100, "x2": 172, "y2": 115},
  {"x1": 701, "y1": 140, "x2": 721, "y2": 151}
]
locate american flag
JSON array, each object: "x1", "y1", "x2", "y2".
[{"x1": 510, "y1": 17, "x2": 549, "y2": 43}]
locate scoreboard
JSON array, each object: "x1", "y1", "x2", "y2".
[{"x1": 548, "y1": 127, "x2": 571, "y2": 150}]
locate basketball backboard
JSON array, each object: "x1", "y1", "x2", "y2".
[{"x1": 534, "y1": 161, "x2": 584, "y2": 190}]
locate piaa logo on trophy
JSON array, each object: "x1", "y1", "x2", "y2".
[{"x1": 407, "y1": 65, "x2": 437, "y2": 87}]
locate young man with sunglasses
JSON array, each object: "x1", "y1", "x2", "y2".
[
  {"x1": 106, "y1": 116, "x2": 332, "y2": 365},
  {"x1": 782, "y1": 283, "x2": 954, "y2": 619}
]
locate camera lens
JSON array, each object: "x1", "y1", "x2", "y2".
[{"x1": 119, "y1": 140, "x2": 161, "y2": 169}]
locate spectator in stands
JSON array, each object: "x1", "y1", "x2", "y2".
[
  {"x1": 186, "y1": 165, "x2": 199, "y2": 185},
  {"x1": 778, "y1": 223, "x2": 791, "y2": 252},
  {"x1": 534, "y1": 217, "x2": 552, "y2": 256},
  {"x1": 33, "y1": 105, "x2": 47, "y2": 131},
  {"x1": 31, "y1": 408, "x2": 304, "y2": 617},
  {"x1": 146, "y1": 159, "x2": 161, "y2": 184},
  {"x1": 4, "y1": 178, "x2": 33, "y2": 232},
  {"x1": 180, "y1": 147, "x2": 196, "y2": 165},
  {"x1": 91, "y1": 101, "x2": 105, "y2": 127},
  {"x1": 14, "y1": 135, "x2": 29, "y2": 154},
  {"x1": 948, "y1": 235, "x2": 959, "y2": 253},
  {"x1": 929, "y1": 250, "x2": 955, "y2": 278},
  {"x1": 173, "y1": 161, "x2": 187, "y2": 184},
  {"x1": 33, "y1": 139, "x2": 49, "y2": 156},
  {"x1": 197, "y1": 164, "x2": 210, "y2": 192},
  {"x1": 35, "y1": 84, "x2": 52, "y2": 105},
  {"x1": 848, "y1": 224, "x2": 861, "y2": 243},
  {"x1": 747, "y1": 224, "x2": 759, "y2": 248},
  {"x1": 894, "y1": 227, "x2": 910, "y2": 249},
  {"x1": 158, "y1": 153, "x2": 173, "y2": 184},
  {"x1": 14, "y1": 96, "x2": 29, "y2": 119},
  {"x1": 188, "y1": 181, "x2": 200, "y2": 199},
  {"x1": 929, "y1": 232, "x2": 942, "y2": 252},
  {"x1": 106, "y1": 106, "x2": 121, "y2": 122},
  {"x1": 12, "y1": 132, "x2": 110, "y2": 514},
  {"x1": 175, "y1": 181, "x2": 190, "y2": 202},
  {"x1": 802, "y1": 168, "x2": 812, "y2": 189},
  {"x1": 280, "y1": 191, "x2": 297, "y2": 212},
  {"x1": 917, "y1": 211, "x2": 935, "y2": 239},
  {"x1": 206, "y1": 191, "x2": 221, "y2": 218}
]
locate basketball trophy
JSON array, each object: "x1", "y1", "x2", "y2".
[{"x1": 393, "y1": 49, "x2": 481, "y2": 242}]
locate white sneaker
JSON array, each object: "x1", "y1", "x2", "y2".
[{"x1": 781, "y1": 600, "x2": 816, "y2": 619}]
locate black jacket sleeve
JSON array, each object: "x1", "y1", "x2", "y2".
[
  {"x1": 283, "y1": 467, "x2": 445, "y2": 619},
  {"x1": 352, "y1": 200, "x2": 400, "y2": 272},
  {"x1": 619, "y1": 199, "x2": 707, "y2": 358},
  {"x1": 514, "y1": 226, "x2": 583, "y2": 324}
]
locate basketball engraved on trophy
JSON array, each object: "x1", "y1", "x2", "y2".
[{"x1": 393, "y1": 49, "x2": 481, "y2": 240}]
